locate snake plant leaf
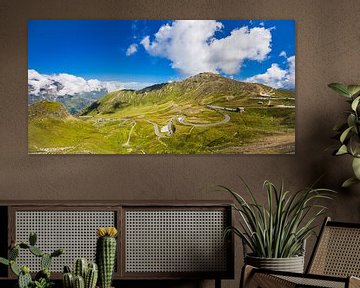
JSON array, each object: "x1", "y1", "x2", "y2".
[
  {"x1": 336, "y1": 144, "x2": 348, "y2": 155},
  {"x1": 328, "y1": 83, "x2": 351, "y2": 97},
  {"x1": 352, "y1": 157, "x2": 360, "y2": 179},
  {"x1": 221, "y1": 180, "x2": 334, "y2": 258},
  {"x1": 347, "y1": 85, "x2": 360, "y2": 97},
  {"x1": 340, "y1": 127, "x2": 352, "y2": 143},
  {"x1": 342, "y1": 177, "x2": 360, "y2": 188},
  {"x1": 351, "y1": 96, "x2": 360, "y2": 111}
]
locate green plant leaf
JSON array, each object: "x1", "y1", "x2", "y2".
[
  {"x1": 352, "y1": 157, "x2": 360, "y2": 179},
  {"x1": 347, "y1": 85, "x2": 360, "y2": 97},
  {"x1": 328, "y1": 83, "x2": 351, "y2": 97},
  {"x1": 340, "y1": 127, "x2": 352, "y2": 143},
  {"x1": 349, "y1": 135, "x2": 360, "y2": 156},
  {"x1": 0, "y1": 257, "x2": 9, "y2": 266},
  {"x1": 10, "y1": 261, "x2": 20, "y2": 276},
  {"x1": 222, "y1": 180, "x2": 334, "y2": 258},
  {"x1": 352, "y1": 96, "x2": 360, "y2": 111},
  {"x1": 342, "y1": 177, "x2": 360, "y2": 188},
  {"x1": 347, "y1": 114, "x2": 356, "y2": 128},
  {"x1": 336, "y1": 144, "x2": 348, "y2": 155}
]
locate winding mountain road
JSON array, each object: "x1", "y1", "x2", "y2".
[
  {"x1": 122, "y1": 121, "x2": 136, "y2": 147},
  {"x1": 146, "y1": 120, "x2": 165, "y2": 137},
  {"x1": 177, "y1": 111, "x2": 230, "y2": 127}
]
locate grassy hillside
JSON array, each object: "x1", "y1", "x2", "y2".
[{"x1": 29, "y1": 73, "x2": 295, "y2": 154}]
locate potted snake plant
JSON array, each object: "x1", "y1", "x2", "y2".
[
  {"x1": 328, "y1": 83, "x2": 360, "y2": 187},
  {"x1": 221, "y1": 179, "x2": 334, "y2": 273}
]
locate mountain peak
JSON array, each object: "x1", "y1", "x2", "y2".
[{"x1": 188, "y1": 72, "x2": 222, "y2": 80}]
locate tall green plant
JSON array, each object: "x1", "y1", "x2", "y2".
[
  {"x1": 222, "y1": 180, "x2": 334, "y2": 258},
  {"x1": 328, "y1": 83, "x2": 360, "y2": 187}
]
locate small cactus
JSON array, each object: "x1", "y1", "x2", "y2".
[
  {"x1": 51, "y1": 248, "x2": 64, "y2": 258},
  {"x1": 74, "y1": 275, "x2": 85, "y2": 288},
  {"x1": 19, "y1": 243, "x2": 30, "y2": 249},
  {"x1": 85, "y1": 263, "x2": 98, "y2": 288},
  {"x1": 41, "y1": 253, "x2": 52, "y2": 270},
  {"x1": 74, "y1": 258, "x2": 88, "y2": 279},
  {"x1": 29, "y1": 233, "x2": 37, "y2": 246},
  {"x1": 64, "y1": 265, "x2": 72, "y2": 273},
  {"x1": 96, "y1": 227, "x2": 118, "y2": 288},
  {"x1": 63, "y1": 260, "x2": 98, "y2": 288},
  {"x1": 9, "y1": 247, "x2": 19, "y2": 260},
  {"x1": 18, "y1": 269, "x2": 32, "y2": 288},
  {"x1": 10, "y1": 260, "x2": 20, "y2": 276},
  {"x1": 35, "y1": 268, "x2": 50, "y2": 281},
  {"x1": 63, "y1": 272, "x2": 74, "y2": 288},
  {"x1": 29, "y1": 245, "x2": 44, "y2": 257}
]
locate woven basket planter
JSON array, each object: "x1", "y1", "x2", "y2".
[{"x1": 245, "y1": 254, "x2": 305, "y2": 273}]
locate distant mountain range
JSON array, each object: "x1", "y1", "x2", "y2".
[{"x1": 28, "y1": 70, "x2": 114, "y2": 114}]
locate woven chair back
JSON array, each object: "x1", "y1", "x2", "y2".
[{"x1": 308, "y1": 219, "x2": 360, "y2": 278}]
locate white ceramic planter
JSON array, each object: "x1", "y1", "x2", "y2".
[{"x1": 245, "y1": 254, "x2": 305, "y2": 273}]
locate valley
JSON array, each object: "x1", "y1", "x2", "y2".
[{"x1": 28, "y1": 72, "x2": 295, "y2": 154}]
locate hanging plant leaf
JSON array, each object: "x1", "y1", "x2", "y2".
[
  {"x1": 336, "y1": 145, "x2": 348, "y2": 155},
  {"x1": 342, "y1": 177, "x2": 360, "y2": 188},
  {"x1": 328, "y1": 83, "x2": 351, "y2": 97},
  {"x1": 351, "y1": 96, "x2": 360, "y2": 111},
  {"x1": 349, "y1": 135, "x2": 360, "y2": 156},
  {"x1": 347, "y1": 85, "x2": 360, "y2": 97},
  {"x1": 352, "y1": 157, "x2": 360, "y2": 179},
  {"x1": 347, "y1": 114, "x2": 356, "y2": 128},
  {"x1": 340, "y1": 127, "x2": 352, "y2": 143}
]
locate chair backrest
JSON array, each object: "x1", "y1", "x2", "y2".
[{"x1": 307, "y1": 217, "x2": 360, "y2": 277}]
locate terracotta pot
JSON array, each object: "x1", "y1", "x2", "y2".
[{"x1": 245, "y1": 254, "x2": 304, "y2": 273}]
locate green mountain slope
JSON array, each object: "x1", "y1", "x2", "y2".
[
  {"x1": 81, "y1": 72, "x2": 294, "y2": 116},
  {"x1": 29, "y1": 73, "x2": 295, "y2": 154}
]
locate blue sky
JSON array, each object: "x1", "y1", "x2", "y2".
[{"x1": 28, "y1": 20, "x2": 295, "y2": 89}]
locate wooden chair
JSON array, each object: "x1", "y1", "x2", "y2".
[{"x1": 241, "y1": 217, "x2": 360, "y2": 288}]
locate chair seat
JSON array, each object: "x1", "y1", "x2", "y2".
[
  {"x1": 277, "y1": 275, "x2": 346, "y2": 288},
  {"x1": 242, "y1": 265, "x2": 360, "y2": 288}
]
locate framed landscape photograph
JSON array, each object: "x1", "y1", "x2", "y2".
[{"x1": 28, "y1": 20, "x2": 295, "y2": 154}]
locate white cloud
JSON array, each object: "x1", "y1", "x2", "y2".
[
  {"x1": 126, "y1": 43, "x2": 138, "y2": 56},
  {"x1": 279, "y1": 50, "x2": 287, "y2": 58},
  {"x1": 245, "y1": 55, "x2": 295, "y2": 89},
  {"x1": 28, "y1": 69, "x2": 151, "y2": 96},
  {"x1": 140, "y1": 20, "x2": 272, "y2": 76}
]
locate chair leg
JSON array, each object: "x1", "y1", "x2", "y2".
[
  {"x1": 215, "y1": 278, "x2": 221, "y2": 288},
  {"x1": 349, "y1": 276, "x2": 360, "y2": 288},
  {"x1": 240, "y1": 265, "x2": 255, "y2": 288},
  {"x1": 240, "y1": 265, "x2": 296, "y2": 288}
]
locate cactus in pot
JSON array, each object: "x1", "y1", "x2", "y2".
[
  {"x1": 62, "y1": 260, "x2": 98, "y2": 288},
  {"x1": 74, "y1": 258, "x2": 88, "y2": 280},
  {"x1": 85, "y1": 262, "x2": 98, "y2": 288},
  {"x1": 0, "y1": 232, "x2": 63, "y2": 288},
  {"x1": 96, "y1": 227, "x2": 118, "y2": 288}
]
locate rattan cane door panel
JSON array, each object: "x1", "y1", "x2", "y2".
[
  {"x1": 14, "y1": 209, "x2": 116, "y2": 273},
  {"x1": 123, "y1": 207, "x2": 232, "y2": 278}
]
